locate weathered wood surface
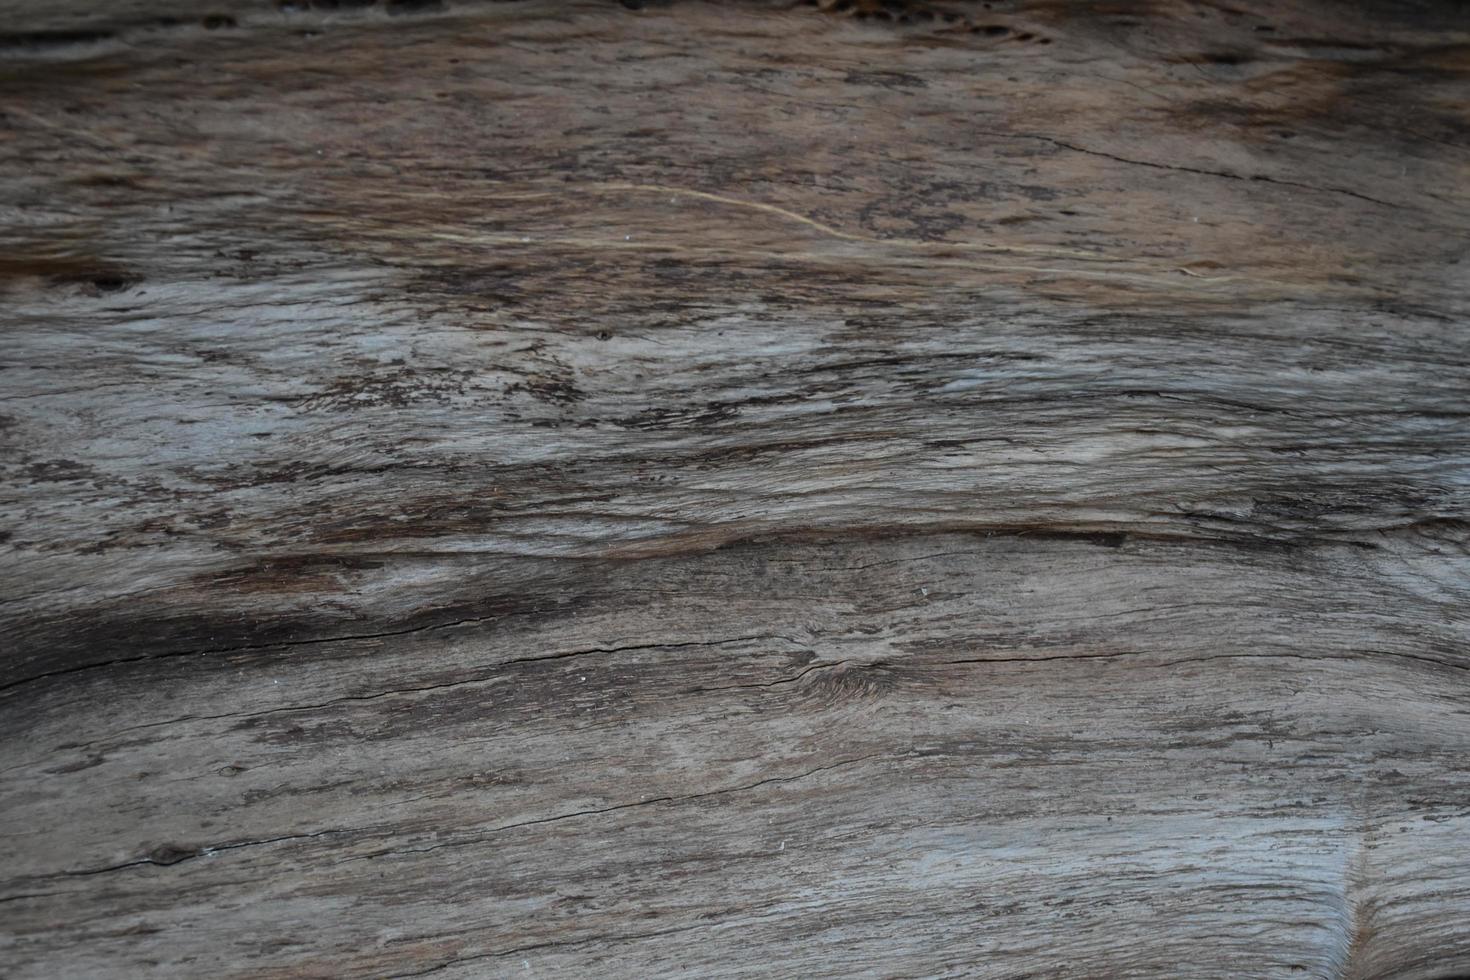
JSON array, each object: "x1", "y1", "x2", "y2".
[{"x1": 2, "y1": 1, "x2": 1469, "y2": 977}]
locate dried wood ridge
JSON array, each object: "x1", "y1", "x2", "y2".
[{"x1": 2, "y1": 0, "x2": 1469, "y2": 977}]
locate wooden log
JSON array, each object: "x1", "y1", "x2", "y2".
[{"x1": 1, "y1": 1, "x2": 1468, "y2": 976}]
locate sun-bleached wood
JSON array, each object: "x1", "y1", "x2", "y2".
[{"x1": 1, "y1": 1, "x2": 1468, "y2": 977}]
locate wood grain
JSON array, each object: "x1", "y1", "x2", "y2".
[{"x1": 1, "y1": 1, "x2": 1468, "y2": 977}]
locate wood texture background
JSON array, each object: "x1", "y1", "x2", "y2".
[{"x1": 2, "y1": 0, "x2": 1469, "y2": 976}]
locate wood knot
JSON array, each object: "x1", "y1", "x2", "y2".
[{"x1": 804, "y1": 662, "x2": 896, "y2": 703}]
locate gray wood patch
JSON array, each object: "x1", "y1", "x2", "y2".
[{"x1": 1, "y1": 1, "x2": 1468, "y2": 977}]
